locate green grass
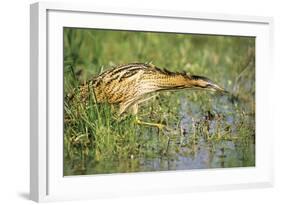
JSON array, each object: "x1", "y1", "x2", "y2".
[{"x1": 63, "y1": 28, "x2": 255, "y2": 175}]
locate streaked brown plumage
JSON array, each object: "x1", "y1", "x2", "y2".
[{"x1": 69, "y1": 63, "x2": 225, "y2": 116}]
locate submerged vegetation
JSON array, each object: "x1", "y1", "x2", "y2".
[{"x1": 63, "y1": 28, "x2": 255, "y2": 175}]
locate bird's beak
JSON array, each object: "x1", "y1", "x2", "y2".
[
  {"x1": 209, "y1": 83, "x2": 228, "y2": 94},
  {"x1": 210, "y1": 83, "x2": 224, "y2": 92},
  {"x1": 190, "y1": 75, "x2": 228, "y2": 94}
]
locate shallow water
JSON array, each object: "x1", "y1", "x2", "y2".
[{"x1": 64, "y1": 93, "x2": 255, "y2": 176}]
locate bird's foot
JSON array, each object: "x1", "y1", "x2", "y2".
[{"x1": 135, "y1": 117, "x2": 167, "y2": 130}]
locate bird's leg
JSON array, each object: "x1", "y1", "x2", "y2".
[
  {"x1": 131, "y1": 104, "x2": 166, "y2": 130},
  {"x1": 135, "y1": 116, "x2": 166, "y2": 130},
  {"x1": 131, "y1": 103, "x2": 139, "y2": 115}
]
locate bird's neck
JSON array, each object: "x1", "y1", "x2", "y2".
[
  {"x1": 141, "y1": 73, "x2": 193, "y2": 93},
  {"x1": 156, "y1": 74, "x2": 193, "y2": 90}
]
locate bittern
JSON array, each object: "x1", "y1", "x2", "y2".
[{"x1": 69, "y1": 63, "x2": 226, "y2": 128}]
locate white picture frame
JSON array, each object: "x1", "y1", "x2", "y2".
[{"x1": 30, "y1": 2, "x2": 274, "y2": 202}]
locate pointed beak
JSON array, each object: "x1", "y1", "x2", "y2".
[
  {"x1": 209, "y1": 83, "x2": 229, "y2": 95},
  {"x1": 210, "y1": 83, "x2": 225, "y2": 92},
  {"x1": 190, "y1": 75, "x2": 228, "y2": 95}
]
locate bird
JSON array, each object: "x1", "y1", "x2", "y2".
[{"x1": 67, "y1": 63, "x2": 226, "y2": 129}]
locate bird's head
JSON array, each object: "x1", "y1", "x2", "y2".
[{"x1": 187, "y1": 75, "x2": 227, "y2": 94}]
